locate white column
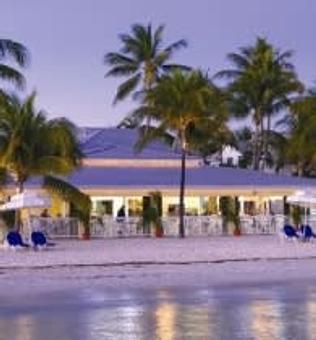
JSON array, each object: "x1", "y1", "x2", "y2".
[{"x1": 239, "y1": 197, "x2": 245, "y2": 215}]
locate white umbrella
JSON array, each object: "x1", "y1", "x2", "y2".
[
  {"x1": 287, "y1": 190, "x2": 316, "y2": 206},
  {"x1": 286, "y1": 190, "x2": 316, "y2": 225},
  {"x1": 0, "y1": 191, "x2": 51, "y2": 211}
]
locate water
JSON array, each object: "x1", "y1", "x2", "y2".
[{"x1": 1, "y1": 282, "x2": 316, "y2": 340}]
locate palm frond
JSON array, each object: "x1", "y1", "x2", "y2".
[
  {"x1": 114, "y1": 73, "x2": 141, "y2": 103},
  {"x1": 43, "y1": 175, "x2": 91, "y2": 225},
  {"x1": 106, "y1": 64, "x2": 138, "y2": 77},
  {"x1": 165, "y1": 39, "x2": 188, "y2": 53},
  {"x1": 0, "y1": 64, "x2": 25, "y2": 89},
  {"x1": 134, "y1": 124, "x2": 170, "y2": 153},
  {"x1": 104, "y1": 52, "x2": 136, "y2": 66},
  {"x1": 0, "y1": 39, "x2": 29, "y2": 67}
]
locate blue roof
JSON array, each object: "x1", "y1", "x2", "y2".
[
  {"x1": 80, "y1": 128, "x2": 193, "y2": 160},
  {"x1": 65, "y1": 165, "x2": 316, "y2": 189}
]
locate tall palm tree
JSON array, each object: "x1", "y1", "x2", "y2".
[
  {"x1": 104, "y1": 23, "x2": 188, "y2": 125},
  {"x1": 0, "y1": 39, "x2": 29, "y2": 93},
  {"x1": 216, "y1": 37, "x2": 302, "y2": 170},
  {"x1": 135, "y1": 70, "x2": 228, "y2": 237}
]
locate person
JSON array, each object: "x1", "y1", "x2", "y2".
[
  {"x1": 40, "y1": 209, "x2": 50, "y2": 218},
  {"x1": 116, "y1": 205, "x2": 126, "y2": 222},
  {"x1": 116, "y1": 205, "x2": 126, "y2": 236}
]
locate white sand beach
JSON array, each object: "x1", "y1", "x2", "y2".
[{"x1": 1, "y1": 235, "x2": 316, "y2": 299}]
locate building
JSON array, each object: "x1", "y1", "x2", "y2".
[
  {"x1": 207, "y1": 145, "x2": 242, "y2": 167},
  {"x1": 34, "y1": 127, "x2": 314, "y2": 221}
]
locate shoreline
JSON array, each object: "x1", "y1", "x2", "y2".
[
  {"x1": 1, "y1": 257, "x2": 316, "y2": 298},
  {"x1": 1, "y1": 236, "x2": 316, "y2": 300}
]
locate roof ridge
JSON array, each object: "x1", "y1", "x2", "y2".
[{"x1": 80, "y1": 128, "x2": 107, "y2": 148}]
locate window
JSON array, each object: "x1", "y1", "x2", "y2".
[
  {"x1": 128, "y1": 198, "x2": 143, "y2": 216},
  {"x1": 244, "y1": 201, "x2": 256, "y2": 216},
  {"x1": 95, "y1": 200, "x2": 113, "y2": 216}
]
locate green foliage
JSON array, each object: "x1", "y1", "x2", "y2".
[
  {"x1": 104, "y1": 23, "x2": 188, "y2": 108},
  {"x1": 0, "y1": 93, "x2": 82, "y2": 190},
  {"x1": 216, "y1": 37, "x2": 302, "y2": 170},
  {"x1": 291, "y1": 205, "x2": 302, "y2": 227},
  {"x1": 284, "y1": 92, "x2": 316, "y2": 176},
  {"x1": 137, "y1": 70, "x2": 222, "y2": 137},
  {"x1": 219, "y1": 196, "x2": 240, "y2": 233},
  {"x1": 0, "y1": 210, "x2": 15, "y2": 229},
  {"x1": 43, "y1": 175, "x2": 91, "y2": 227},
  {"x1": 142, "y1": 192, "x2": 163, "y2": 234},
  {"x1": 0, "y1": 39, "x2": 29, "y2": 91}
]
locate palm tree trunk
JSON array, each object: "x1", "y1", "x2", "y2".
[
  {"x1": 144, "y1": 67, "x2": 154, "y2": 131},
  {"x1": 253, "y1": 122, "x2": 260, "y2": 170},
  {"x1": 262, "y1": 114, "x2": 271, "y2": 170},
  {"x1": 179, "y1": 132, "x2": 186, "y2": 238}
]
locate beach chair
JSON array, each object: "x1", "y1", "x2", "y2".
[
  {"x1": 301, "y1": 225, "x2": 316, "y2": 242},
  {"x1": 6, "y1": 231, "x2": 29, "y2": 248},
  {"x1": 282, "y1": 224, "x2": 300, "y2": 241},
  {"x1": 31, "y1": 231, "x2": 55, "y2": 249}
]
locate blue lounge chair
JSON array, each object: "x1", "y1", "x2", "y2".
[
  {"x1": 31, "y1": 231, "x2": 55, "y2": 248},
  {"x1": 283, "y1": 224, "x2": 300, "y2": 240},
  {"x1": 6, "y1": 231, "x2": 29, "y2": 248},
  {"x1": 301, "y1": 225, "x2": 316, "y2": 242}
]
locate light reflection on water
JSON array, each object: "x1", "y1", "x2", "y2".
[{"x1": 1, "y1": 283, "x2": 316, "y2": 340}]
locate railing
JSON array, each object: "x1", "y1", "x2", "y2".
[
  {"x1": 29, "y1": 217, "x2": 79, "y2": 238},
  {"x1": 90, "y1": 217, "x2": 143, "y2": 238},
  {"x1": 27, "y1": 215, "x2": 286, "y2": 239},
  {"x1": 89, "y1": 214, "x2": 285, "y2": 238}
]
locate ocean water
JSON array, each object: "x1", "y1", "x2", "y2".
[{"x1": 0, "y1": 281, "x2": 316, "y2": 340}]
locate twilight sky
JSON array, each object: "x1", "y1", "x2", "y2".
[{"x1": 1, "y1": 0, "x2": 315, "y2": 127}]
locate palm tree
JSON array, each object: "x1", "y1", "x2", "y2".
[
  {"x1": 0, "y1": 93, "x2": 81, "y2": 192},
  {"x1": 104, "y1": 23, "x2": 188, "y2": 125},
  {"x1": 185, "y1": 114, "x2": 233, "y2": 165},
  {"x1": 282, "y1": 91, "x2": 316, "y2": 176},
  {"x1": 216, "y1": 37, "x2": 302, "y2": 170},
  {"x1": 134, "y1": 70, "x2": 228, "y2": 237},
  {"x1": 0, "y1": 39, "x2": 29, "y2": 93},
  {"x1": 0, "y1": 93, "x2": 89, "y2": 229}
]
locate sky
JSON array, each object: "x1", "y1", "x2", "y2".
[{"x1": 1, "y1": 0, "x2": 316, "y2": 127}]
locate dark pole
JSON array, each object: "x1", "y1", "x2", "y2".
[
  {"x1": 15, "y1": 180, "x2": 24, "y2": 231},
  {"x1": 179, "y1": 133, "x2": 186, "y2": 238}
]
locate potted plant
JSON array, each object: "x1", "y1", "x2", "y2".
[
  {"x1": 219, "y1": 196, "x2": 241, "y2": 236},
  {"x1": 155, "y1": 219, "x2": 164, "y2": 238},
  {"x1": 291, "y1": 205, "x2": 302, "y2": 230},
  {"x1": 81, "y1": 221, "x2": 90, "y2": 240},
  {"x1": 0, "y1": 210, "x2": 15, "y2": 242},
  {"x1": 143, "y1": 205, "x2": 164, "y2": 237},
  {"x1": 232, "y1": 214, "x2": 241, "y2": 236},
  {"x1": 72, "y1": 203, "x2": 91, "y2": 240}
]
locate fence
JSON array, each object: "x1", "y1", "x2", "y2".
[
  {"x1": 29, "y1": 215, "x2": 286, "y2": 239},
  {"x1": 29, "y1": 217, "x2": 79, "y2": 238},
  {"x1": 89, "y1": 214, "x2": 285, "y2": 238}
]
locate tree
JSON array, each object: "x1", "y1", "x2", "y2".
[
  {"x1": 134, "y1": 70, "x2": 228, "y2": 237},
  {"x1": 104, "y1": 23, "x2": 188, "y2": 125},
  {"x1": 282, "y1": 91, "x2": 316, "y2": 176},
  {"x1": 216, "y1": 37, "x2": 302, "y2": 170},
  {"x1": 0, "y1": 93, "x2": 81, "y2": 192},
  {"x1": 186, "y1": 115, "x2": 233, "y2": 165},
  {"x1": 0, "y1": 39, "x2": 29, "y2": 93},
  {"x1": 0, "y1": 93, "x2": 89, "y2": 228}
]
